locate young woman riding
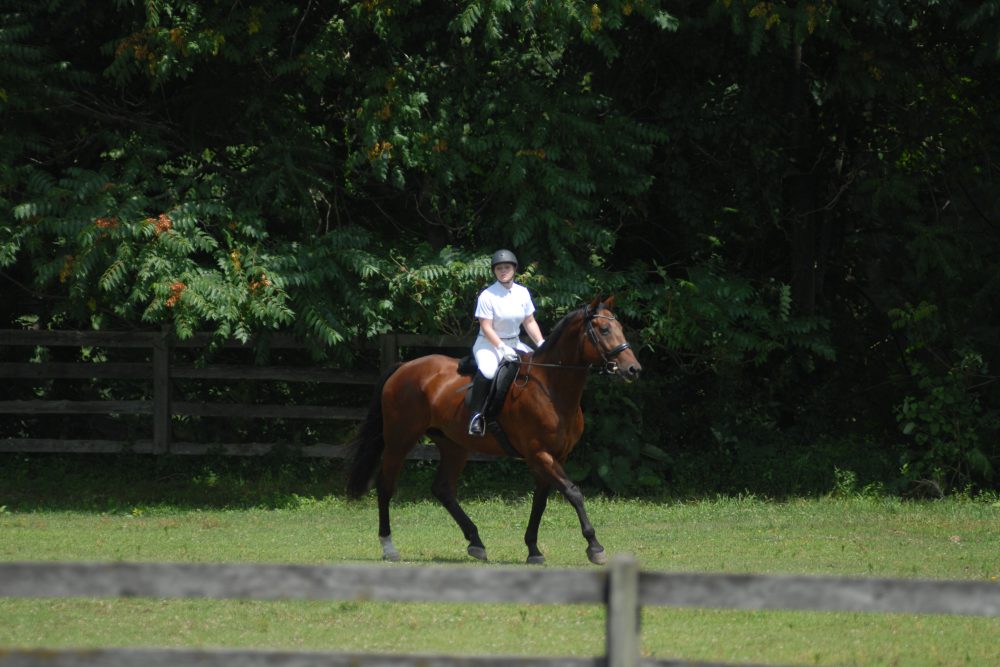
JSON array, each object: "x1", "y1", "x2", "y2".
[{"x1": 467, "y1": 249, "x2": 545, "y2": 435}]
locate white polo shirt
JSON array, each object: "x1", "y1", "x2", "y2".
[{"x1": 474, "y1": 281, "x2": 535, "y2": 339}]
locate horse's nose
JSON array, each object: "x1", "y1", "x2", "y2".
[{"x1": 624, "y1": 362, "x2": 642, "y2": 381}]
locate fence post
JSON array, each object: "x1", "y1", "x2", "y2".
[
  {"x1": 380, "y1": 333, "x2": 399, "y2": 373},
  {"x1": 152, "y1": 327, "x2": 171, "y2": 454},
  {"x1": 606, "y1": 554, "x2": 640, "y2": 667}
]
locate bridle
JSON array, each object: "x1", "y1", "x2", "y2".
[{"x1": 584, "y1": 308, "x2": 632, "y2": 375}]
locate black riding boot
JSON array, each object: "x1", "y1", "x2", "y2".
[{"x1": 467, "y1": 372, "x2": 493, "y2": 436}]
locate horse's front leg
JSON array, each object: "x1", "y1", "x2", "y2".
[
  {"x1": 531, "y1": 454, "x2": 606, "y2": 565},
  {"x1": 561, "y1": 479, "x2": 606, "y2": 565},
  {"x1": 524, "y1": 480, "x2": 551, "y2": 565}
]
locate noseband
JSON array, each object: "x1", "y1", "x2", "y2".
[{"x1": 585, "y1": 309, "x2": 631, "y2": 375}]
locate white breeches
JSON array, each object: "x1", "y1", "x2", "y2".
[{"x1": 473, "y1": 335, "x2": 532, "y2": 379}]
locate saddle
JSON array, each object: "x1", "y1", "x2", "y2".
[{"x1": 459, "y1": 357, "x2": 517, "y2": 411}]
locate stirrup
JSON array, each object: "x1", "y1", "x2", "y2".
[{"x1": 468, "y1": 413, "x2": 485, "y2": 436}]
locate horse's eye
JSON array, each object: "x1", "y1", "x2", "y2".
[{"x1": 600, "y1": 326, "x2": 610, "y2": 335}]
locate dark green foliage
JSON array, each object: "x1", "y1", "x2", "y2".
[{"x1": 2, "y1": 1, "x2": 999, "y2": 495}]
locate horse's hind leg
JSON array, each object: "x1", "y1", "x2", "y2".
[
  {"x1": 430, "y1": 438, "x2": 487, "y2": 561},
  {"x1": 375, "y1": 424, "x2": 423, "y2": 561},
  {"x1": 376, "y1": 451, "x2": 405, "y2": 561}
]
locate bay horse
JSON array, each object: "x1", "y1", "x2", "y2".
[{"x1": 345, "y1": 296, "x2": 642, "y2": 565}]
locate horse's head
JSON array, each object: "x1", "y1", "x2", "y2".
[{"x1": 582, "y1": 295, "x2": 642, "y2": 382}]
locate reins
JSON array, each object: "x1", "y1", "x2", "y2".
[
  {"x1": 513, "y1": 358, "x2": 590, "y2": 387},
  {"x1": 520, "y1": 360, "x2": 591, "y2": 371}
]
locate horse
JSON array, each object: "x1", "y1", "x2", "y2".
[{"x1": 345, "y1": 295, "x2": 642, "y2": 565}]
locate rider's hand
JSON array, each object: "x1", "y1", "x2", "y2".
[{"x1": 498, "y1": 343, "x2": 518, "y2": 362}]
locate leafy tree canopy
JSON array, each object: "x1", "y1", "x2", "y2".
[{"x1": 2, "y1": 0, "x2": 999, "y2": 494}]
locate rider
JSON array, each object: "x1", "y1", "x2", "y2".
[{"x1": 468, "y1": 249, "x2": 545, "y2": 436}]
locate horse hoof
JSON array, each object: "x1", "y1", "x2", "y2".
[
  {"x1": 382, "y1": 551, "x2": 400, "y2": 562},
  {"x1": 587, "y1": 548, "x2": 608, "y2": 565},
  {"x1": 526, "y1": 555, "x2": 546, "y2": 566},
  {"x1": 467, "y1": 546, "x2": 488, "y2": 561}
]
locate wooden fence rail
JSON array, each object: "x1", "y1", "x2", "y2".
[
  {"x1": 0, "y1": 329, "x2": 476, "y2": 459},
  {"x1": 1, "y1": 557, "x2": 998, "y2": 667}
]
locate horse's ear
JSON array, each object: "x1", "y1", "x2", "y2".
[
  {"x1": 589, "y1": 294, "x2": 615, "y2": 312},
  {"x1": 589, "y1": 294, "x2": 603, "y2": 312}
]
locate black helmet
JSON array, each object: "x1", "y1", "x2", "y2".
[{"x1": 491, "y1": 248, "x2": 518, "y2": 269}]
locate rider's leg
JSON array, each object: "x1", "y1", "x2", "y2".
[
  {"x1": 467, "y1": 371, "x2": 493, "y2": 436},
  {"x1": 468, "y1": 342, "x2": 499, "y2": 436}
]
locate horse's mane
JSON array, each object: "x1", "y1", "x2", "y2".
[{"x1": 538, "y1": 302, "x2": 606, "y2": 353}]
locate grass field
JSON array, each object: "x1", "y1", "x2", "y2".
[{"x1": 1, "y1": 455, "x2": 999, "y2": 666}]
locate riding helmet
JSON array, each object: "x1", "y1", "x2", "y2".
[{"x1": 491, "y1": 248, "x2": 518, "y2": 269}]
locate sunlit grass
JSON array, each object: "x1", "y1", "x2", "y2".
[{"x1": 2, "y1": 463, "x2": 999, "y2": 666}]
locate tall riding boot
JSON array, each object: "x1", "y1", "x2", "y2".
[{"x1": 467, "y1": 372, "x2": 492, "y2": 436}]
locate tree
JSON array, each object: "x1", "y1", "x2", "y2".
[{"x1": 3, "y1": 0, "x2": 998, "y2": 493}]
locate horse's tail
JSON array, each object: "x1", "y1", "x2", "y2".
[{"x1": 345, "y1": 363, "x2": 403, "y2": 499}]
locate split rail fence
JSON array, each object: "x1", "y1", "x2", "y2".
[
  {"x1": 1, "y1": 555, "x2": 999, "y2": 667},
  {"x1": 0, "y1": 329, "x2": 473, "y2": 459}
]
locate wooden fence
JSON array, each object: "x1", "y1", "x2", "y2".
[
  {"x1": 1, "y1": 555, "x2": 998, "y2": 667},
  {"x1": 0, "y1": 329, "x2": 473, "y2": 459}
]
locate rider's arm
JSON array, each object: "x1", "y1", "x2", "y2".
[{"x1": 522, "y1": 314, "x2": 544, "y2": 347}]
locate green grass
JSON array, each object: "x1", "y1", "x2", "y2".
[{"x1": 1, "y1": 455, "x2": 1000, "y2": 666}]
